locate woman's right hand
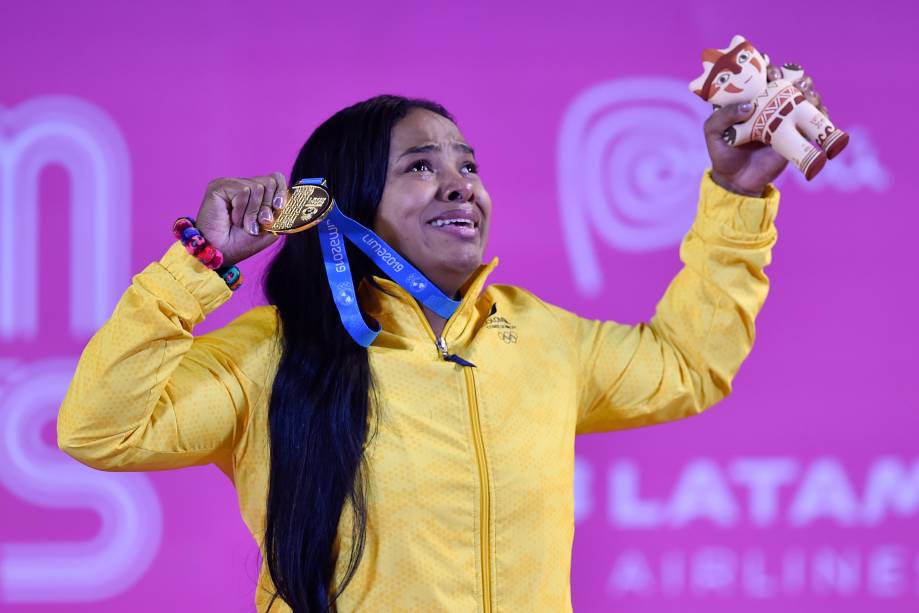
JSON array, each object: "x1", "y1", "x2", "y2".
[{"x1": 194, "y1": 172, "x2": 288, "y2": 267}]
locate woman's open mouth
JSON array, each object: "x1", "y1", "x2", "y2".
[
  {"x1": 427, "y1": 218, "x2": 478, "y2": 238},
  {"x1": 426, "y1": 210, "x2": 480, "y2": 238},
  {"x1": 428, "y1": 218, "x2": 476, "y2": 229}
]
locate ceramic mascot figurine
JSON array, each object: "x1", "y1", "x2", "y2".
[{"x1": 690, "y1": 35, "x2": 849, "y2": 180}]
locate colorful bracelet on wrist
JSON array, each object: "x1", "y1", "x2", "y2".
[{"x1": 172, "y1": 217, "x2": 243, "y2": 291}]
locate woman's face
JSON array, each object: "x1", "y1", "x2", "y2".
[{"x1": 374, "y1": 108, "x2": 491, "y2": 294}]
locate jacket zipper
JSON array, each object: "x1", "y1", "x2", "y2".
[{"x1": 438, "y1": 336, "x2": 492, "y2": 612}]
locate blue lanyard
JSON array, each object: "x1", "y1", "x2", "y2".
[{"x1": 304, "y1": 178, "x2": 462, "y2": 347}]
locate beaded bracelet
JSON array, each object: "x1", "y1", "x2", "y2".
[{"x1": 172, "y1": 217, "x2": 243, "y2": 291}]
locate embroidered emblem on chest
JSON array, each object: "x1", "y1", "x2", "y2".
[{"x1": 485, "y1": 314, "x2": 518, "y2": 344}]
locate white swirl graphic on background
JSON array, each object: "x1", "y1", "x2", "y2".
[{"x1": 557, "y1": 77, "x2": 711, "y2": 296}]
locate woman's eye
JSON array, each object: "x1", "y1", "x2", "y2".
[
  {"x1": 739, "y1": 52, "x2": 749, "y2": 63},
  {"x1": 408, "y1": 160, "x2": 432, "y2": 173},
  {"x1": 717, "y1": 73, "x2": 730, "y2": 84}
]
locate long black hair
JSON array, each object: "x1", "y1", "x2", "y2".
[{"x1": 262, "y1": 95, "x2": 453, "y2": 612}]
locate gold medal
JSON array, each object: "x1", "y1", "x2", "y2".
[{"x1": 265, "y1": 182, "x2": 334, "y2": 235}]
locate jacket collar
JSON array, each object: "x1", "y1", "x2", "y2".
[{"x1": 357, "y1": 258, "x2": 499, "y2": 349}]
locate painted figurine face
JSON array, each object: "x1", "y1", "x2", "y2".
[{"x1": 689, "y1": 35, "x2": 769, "y2": 106}]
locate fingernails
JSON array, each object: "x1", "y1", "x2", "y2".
[
  {"x1": 249, "y1": 222, "x2": 260, "y2": 236},
  {"x1": 259, "y1": 209, "x2": 273, "y2": 223},
  {"x1": 739, "y1": 102, "x2": 753, "y2": 113},
  {"x1": 272, "y1": 196, "x2": 284, "y2": 209}
]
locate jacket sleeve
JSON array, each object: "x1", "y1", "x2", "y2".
[
  {"x1": 57, "y1": 241, "x2": 278, "y2": 478},
  {"x1": 570, "y1": 170, "x2": 780, "y2": 434}
]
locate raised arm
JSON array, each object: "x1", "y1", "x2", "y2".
[
  {"x1": 57, "y1": 173, "x2": 289, "y2": 476},
  {"x1": 571, "y1": 169, "x2": 779, "y2": 434},
  {"x1": 56, "y1": 241, "x2": 279, "y2": 477},
  {"x1": 563, "y1": 88, "x2": 816, "y2": 432}
]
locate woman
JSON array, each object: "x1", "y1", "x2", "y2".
[{"x1": 57, "y1": 78, "x2": 821, "y2": 611}]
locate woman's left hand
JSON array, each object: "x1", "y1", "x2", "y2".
[{"x1": 705, "y1": 64, "x2": 829, "y2": 196}]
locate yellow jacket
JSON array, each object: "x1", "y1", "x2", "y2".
[{"x1": 58, "y1": 171, "x2": 779, "y2": 612}]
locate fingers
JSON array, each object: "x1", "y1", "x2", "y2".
[
  {"x1": 242, "y1": 182, "x2": 265, "y2": 236},
  {"x1": 255, "y1": 175, "x2": 277, "y2": 229},
  {"x1": 206, "y1": 173, "x2": 289, "y2": 237},
  {"x1": 228, "y1": 174, "x2": 286, "y2": 236},
  {"x1": 764, "y1": 63, "x2": 831, "y2": 119},
  {"x1": 216, "y1": 180, "x2": 246, "y2": 228},
  {"x1": 258, "y1": 172, "x2": 289, "y2": 229},
  {"x1": 766, "y1": 64, "x2": 783, "y2": 82},
  {"x1": 270, "y1": 172, "x2": 288, "y2": 209},
  {"x1": 792, "y1": 74, "x2": 830, "y2": 117},
  {"x1": 229, "y1": 186, "x2": 254, "y2": 234},
  {"x1": 804, "y1": 88, "x2": 822, "y2": 109},
  {"x1": 705, "y1": 102, "x2": 755, "y2": 139}
]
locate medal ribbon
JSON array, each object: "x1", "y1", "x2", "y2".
[{"x1": 304, "y1": 178, "x2": 462, "y2": 347}]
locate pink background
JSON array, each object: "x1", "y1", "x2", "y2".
[{"x1": 2, "y1": 0, "x2": 915, "y2": 610}]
